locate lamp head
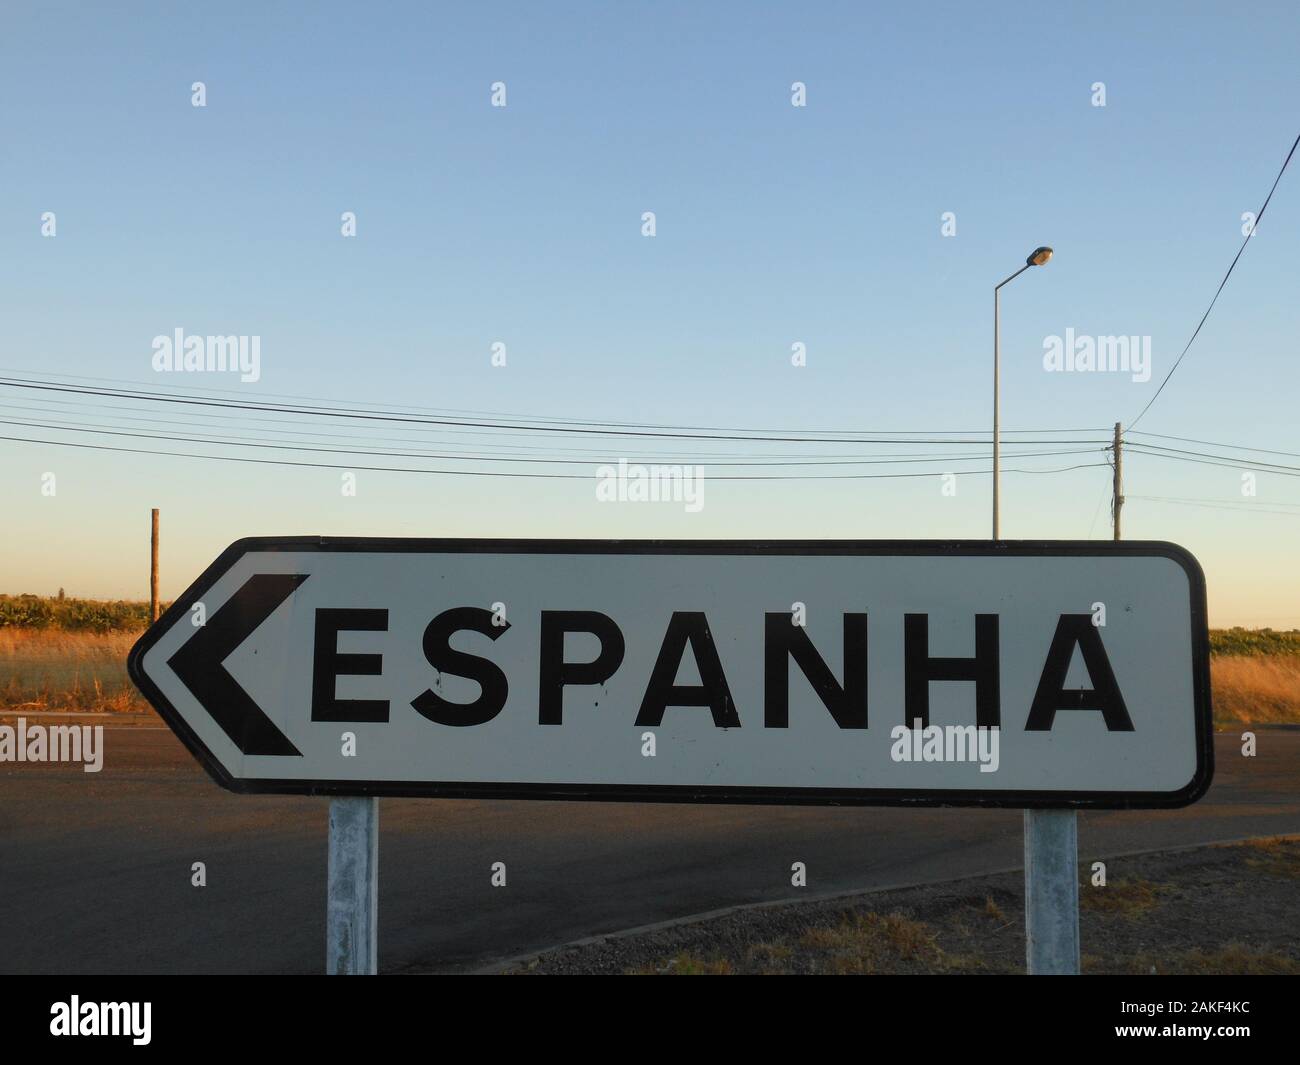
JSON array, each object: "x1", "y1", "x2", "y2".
[{"x1": 1027, "y1": 246, "x2": 1054, "y2": 267}]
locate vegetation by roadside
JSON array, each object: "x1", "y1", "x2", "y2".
[
  {"x1": 1212, "y1": 655, "x2": 1300, "y2": 723},
  {"x1": 1209, "y1": 628, "x2": 1300, "y2": 657},
  {"x1": 0, "y1": 593, "x2": 161, "y2": 633},
  {"x1": 0, "y1": 630, "x2": 148, "y2": 713},
  {"x1": 0, "y1": 597, "x2": 1297, "y2": 721},
  {"x1": 501, "y1": 837, "x2": 1300, "y2": 975},
  {"x1": 3, "y1": 595, "x2": 1296, "y2": 652}
]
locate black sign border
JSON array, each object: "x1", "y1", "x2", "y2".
[{"x1": 127, "y1": 537, "x2": 1214, "y2": 809}]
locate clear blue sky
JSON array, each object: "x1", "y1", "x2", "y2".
[{"x1": 1, "y1": 1, "x2": 1297, "y2": 626}]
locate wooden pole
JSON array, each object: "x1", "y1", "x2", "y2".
[
  {"x1": 1112, "y1": 423, "x2": 1123, "y2": 541},
  {"x1": 150, "y1": 508, "x2": 160, "y2": 622}
]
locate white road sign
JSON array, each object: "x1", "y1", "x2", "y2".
[{"x1": 128, "y1": 538, "x2": 1212, "y2": 807}]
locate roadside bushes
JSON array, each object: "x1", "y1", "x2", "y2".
[{"x1": 0, "y1": 595, "x2": 157, "y2": 633}]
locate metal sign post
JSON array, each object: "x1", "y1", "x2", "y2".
[
  {"x1": 1024, "y1": 808, "x2": 1080, "y2": 973},
  {"x1": 326, "y1": 796, "x2": 378, "y2": 975}
]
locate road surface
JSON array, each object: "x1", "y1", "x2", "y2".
[{"x1": 1, "y1": 720, "x2": 1296, "y2": 973}]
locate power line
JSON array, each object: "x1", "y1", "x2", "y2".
[
  {"x1": 1128, "y1": 129, "x2": 1300, "y2": 430},
  {"x1": 0, "y1": 415, "x2": 1104, "y2": 468},
  {"x1": 0, "y1": 368, "x2": 1107, "y2": 437},
  {"x1": 2, "y1": 396, "x2": 949, "y2": 459},
  {"x1": 1131, "y1": 494, "x2": 1300, "y2": 508},
  {"x1": 1126, "y1": 445, "x2": 1300, "y2": 477},
  {"x1": 1127, "y1": 441, "x2": 1300, "y2": 474},
  {"x1": 1128, "y1": 429, "x2": 1300, "y2": 460},
  {"x1": 0, "y1": 376, "x2": 1109, "y2": 446},
  {"x1": 1127, "y1": 496, "x2": 1300, "y2": 517},
  {"x1": 0, "y1": 399, "x2": 1102, "y2": 465},
  {"x1": 0, "y1": 431, "x2": 1110, "y2": 481}
]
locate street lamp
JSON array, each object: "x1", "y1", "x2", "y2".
[
  {"x1": 991, "y1": 245, "x2": 1076, "y2": 975},
  {"x1": 992, "y1": 246, "x2": 1053, "y2": 539}
]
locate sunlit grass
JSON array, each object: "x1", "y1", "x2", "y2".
[
  {"x1": 0, "y1": 629, "x2": 147, "y2": 712},
  {"x1": 1211, "y1": 655, "x2": 1300, "y2": 723},
  {"x1": 1, "y1": 617, "x2": 1298, "y2": 721}
]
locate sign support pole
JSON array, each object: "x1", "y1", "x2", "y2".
[
  {"x1": 326, "y1": 796, "x2": 378, "y2": 974},
  {"x1": 1023, "y1": 809, "x2": 1080, "y2": 973}
]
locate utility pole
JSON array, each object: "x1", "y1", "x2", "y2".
[
  {"x1": 151, "y1": 508, "x2": 161, "y2": 622},
  {"x1": 1112, "y1": 423, "x2": 1124, "y2": 541}
]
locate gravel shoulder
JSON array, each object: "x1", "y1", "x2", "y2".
[{"x1": 497, "y1": 836, "x2": 1300, "y2": 975}]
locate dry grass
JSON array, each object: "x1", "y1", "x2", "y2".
[
  {"x1": 633, "y1": 911, "x2": 970, "y2": 975},
  {"x1": 1211, "y1": 654, "x2": 1300, "y2": 723},
  {"x1": 517, "y1": 839, "x2": 1300, "y2": 976},
  {"x1": 0, "y1": 629, "x2": 147, "y2": 713},
  {"x1": 1114, "y1": 944, "x2": 1299, "y2": 976},
  {"x1": 631, "y1": 951, "x2": 735, "y2": 975},
  {"x1": 1242, "y1": 836, "x2": 1300, "y2": 879},
  {"x1": 1080, "y1": 878, "x2": 1166, "y2": 916},
  {"x1": 746, "y1": 941, "x2": 793, "y2": 965},
  {"x1": 1, "y1": 629, "x2": 1299, "y2": 722},
  {"x1": 798, "y1": 911, "x2": 945, "y2": 973}
]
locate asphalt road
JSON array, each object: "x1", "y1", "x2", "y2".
[{"x1": 1, "y1": 721, "x2": 1297, "y2": 974}]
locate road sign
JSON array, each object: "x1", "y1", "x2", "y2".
[{"x1": 128, "y1": 537, "x2": 1212, "y2": 807}]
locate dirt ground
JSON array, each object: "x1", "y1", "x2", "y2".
[{"x1": 500, "y1": 837, "x2": 1300, "y2": 975}]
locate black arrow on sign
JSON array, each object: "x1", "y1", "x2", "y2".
[{"x1": 167, "y1": 573, "x2": 310, "y2": 757}]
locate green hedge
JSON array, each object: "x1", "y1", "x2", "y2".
[
  {"x1": 1209, "y1": 627, "x2": 1300, "y2": 657},
  {"x1": 0, "y1": 595, "x2": 158, "y2": 633},
  {"x1": 2, "y1": 595, "x2": 1297, "y2": 652}
]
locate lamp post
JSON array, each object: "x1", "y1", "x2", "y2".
[
  {"x1": 992, "y1": 245, "x2": 1078, "y2": 975},
  {"x1": 992, "y1": 246, "x2": 1052, "y2": 538}
]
